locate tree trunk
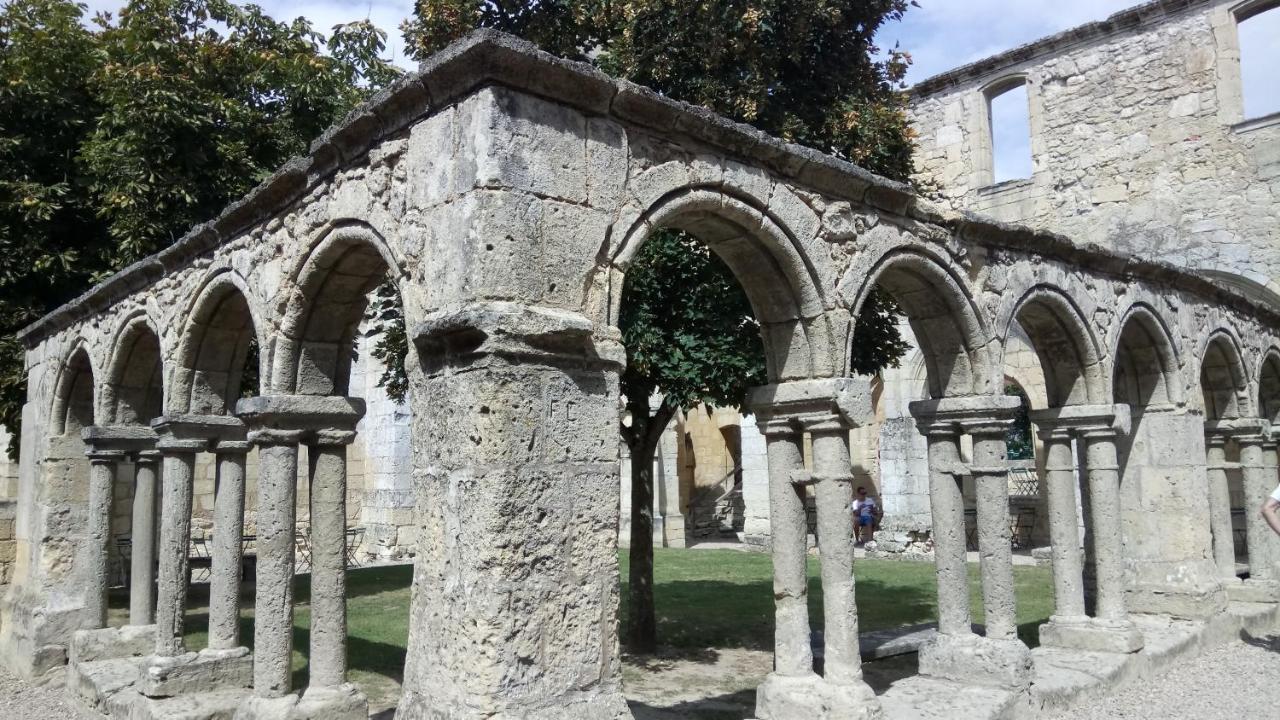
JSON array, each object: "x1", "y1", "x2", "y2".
[{"x1": 625, "y1": 399, "x2": 675, "y2": 654}]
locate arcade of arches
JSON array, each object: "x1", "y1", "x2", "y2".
[{"x1": 4, "y1": 31, "x2": 1280, "y2": 720}]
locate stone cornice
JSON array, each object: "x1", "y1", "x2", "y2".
[
  {"x1": 16, "y1": 22, "x2": 1280, "y2": 347},
  {"x1": 910, "y1": 0, "x2": 1216, "y2": 97},
  {"x1": 234, "y1": 395, "x2": 365, "y2": 438}
]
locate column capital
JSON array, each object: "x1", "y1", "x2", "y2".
[
  {"x1": 747, "y1": 377, "x2": 872, "y2": 429},
  {"x1": 135, "y1": 449, "x2": 162, "y2": 464},
  {"x1": 86, "y1": 448, "x2": 127, "y2": 463},
  {"x1": 235, "y1": 395, "x2": 366, "y2": 447},
  {"x1": 151, "y1": 414, "x2": 246, "y2": 453},
  {"x1": 909, "y1": 394, "x2": 1020, "y2": 433},
  {"x1": 1029, "y1": 403, "x2": 1130, "y2": 437},
  {"x1": 82, "y1": 424, "x2": 159, "y2": 456},
  {"x1": 1206, "y1": 417, "x2": 1270, "y2": 445},
  {"x1": 215, "y1": 439, "x2": 252, "y2": 455},
  {"x1": 756, "y1": 417, "x2": 800, "y2": 438}
]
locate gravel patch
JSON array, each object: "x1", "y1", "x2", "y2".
[
  {"x1": 1044, "y1": 635, "x2": 1280, "y2": 720},
  {"x1": 0, "y1": 665, "x2": 92, "y2": 720}
]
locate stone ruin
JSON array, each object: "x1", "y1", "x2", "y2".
[{"x1": 2, "y1": 24, "x2": 1280, "y2": 720}]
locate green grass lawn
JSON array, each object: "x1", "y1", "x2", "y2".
[{"x1": 107, "y1": 548, "x2": 1053, "y2": 708}]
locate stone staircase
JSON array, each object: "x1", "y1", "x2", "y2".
[{"x1": 689, "y1": 474, "x2": 745, "y2": 539}]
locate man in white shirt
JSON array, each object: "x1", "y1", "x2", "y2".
[
  {"x1": 1264, "y1": 485, "x2": 1280, "y2": 537},
  {"x1": 852, "y1": 486, "x2": 879, "y2": 546}
]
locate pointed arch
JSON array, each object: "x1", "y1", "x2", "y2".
[
  {"x1": 1003, "y1": 285, "x2": 1106, "y2": 407},
  {"x1": 847, "y1": 248, "x2": 994, "y2": 398},
  {"x1": 273, "y1": 220, "x2": 407, "y2": 396},
  {"x1": 172, "y1": 269, "x2": 264, "y2": 415}
]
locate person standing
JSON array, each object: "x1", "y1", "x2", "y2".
[{"x1": 852, "y1": 486, "x2": 879, "y2": 546}]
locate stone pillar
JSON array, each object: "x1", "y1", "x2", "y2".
[
  {"x1": 208, "y1": 440, "x2": 249, "y2": 650},
  {"x1": 653, "y1": 414, "x2": 686, "y2": 548},
  {"x1": 1220, "y1": 420, "x2": 1279, "y2": 603},
  {"x1": 84, "y1": 449, "x2": 124, "y2": 629},
  {"x1": 1031, "y1": 405, "x2": 1142, "y2": 653},
  {"x1": 910, "y1": 396, "x2": 1030, "y2": 690},
  {"x1": 1263, "y1": 434, "x2": 1280, "y2": 579},
  {"x1": 920, "y1": 422, "x2": 969, "y2": 637},
  {"x1": 400, "y1": 306, "x2": 630, "y2": 720},
  {"x1": 806, "y1": 414, "x2": 862, "y2": 686},
  {"x1": 749, "y1": 379, "x2": 879, "y2": 720},
  {"x1": 297, "y1": 425, "x2": 368, "y2": 720},
  {"x1": 247, "y1": 433, "x2": 300, "y2": 700},
  {"x1": 1039, "y1": 427, "x2": 1087, "y2": 622},
  {"x1": 150, "y1": 426, "x2": 203, "y2": 658},
  {"x1": 966, "y1": 421, "x2": 1019, "y2": 641},
  {"x1": 130, "y1": 450, "x2": 160, "y2": 626},
  {"x1": 1081, "y1": 426, "x2": 1132, "y2": 623},
  {"x1": 1203, "y1": 430, "x2": 1239, "y2": 581},
  {"x1": 756, "y1": 419, "x2": 810, "y2": 680}
]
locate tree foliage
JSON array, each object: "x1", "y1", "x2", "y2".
[{"x1": 0, "y1": 0, "x2": 398, "y2": 456}]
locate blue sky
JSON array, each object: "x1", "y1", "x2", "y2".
[{"x1": 78, "y1": 0, "x2": 1279, "y2": 121}]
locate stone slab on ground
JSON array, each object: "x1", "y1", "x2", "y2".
[
  {"x1": 878, "y1": 675, "x2": 1019, "y2": 720},
  {"x1": 1026, "y1": 646, "x2": 1135, "y2": 712}
]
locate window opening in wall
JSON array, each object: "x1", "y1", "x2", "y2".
[
  {"x1": 1239, "y1": 4, "x2": 1280, "y2": 120},
  {"x1": 988, "y1": 81, "x2": 1033, "y2": 183}
]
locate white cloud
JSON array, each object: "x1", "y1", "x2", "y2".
[{"x1": 879, "y1": 0, "x2": 1141, "y2": 85}]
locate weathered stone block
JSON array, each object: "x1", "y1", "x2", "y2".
[{"x1": 139, "y1": 647, "x2": 252, "y2": 698}]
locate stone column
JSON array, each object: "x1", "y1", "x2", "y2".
[
  {"x1": 236, "y1": 395, "x2": 366, "y2": 718},
  {"x1": 749, "y1": 379, "x2": 879, "y2": 720},
  {"x1": 130, "y1": 450, "x2": 160, "y2": 626},
  {"x1": 1081, "y1": 426, "x2": 1132, "y2": 624},
  {"x1": 1203, "y1": 430, "x2": 1239, "y2": 582},
  {"x1": 920, "y1": 421, "x2": 970, "y2": 637},
  {"x1": 150, "y1": 425, "x2": 203, "y2": 658},
  {"x1": 806, "y1": 413, "x2": 863, "y2": 686},
  {"x1": 1033, "y1": 405, "x2": 1142, "y2": 653},
  {"x1": 1224, "y1": 421, "x2": 1280, "y2": 602},
  {"x1": 84, "y1": 449, "x2": 124, "y2": 629},
  {"x1": 1039, "y1": 426, "x2": 1087, "y2": 622},
  {"x1": 400, "y1": 307, "x2": 630, "y2": 720},
  {"x1": 208, "y1": 439, "x2": 249, "y2": 650},
  {"x1": 1263, "y1": 434, "x2": 1280, "y2": 579},
  {"x1": 248, "y1": 433, "x2": 300, "y2": 699},
  {"x1": 910, "y1": 396, "x2": 1029, "y2": 689},
  {"x1": 758, "y1": 418, "x2": 811, "y2": 678},
  {"x1": 298, "y1": 426, "x2": 368, "y2": 720},
  {"x1": 966, "y1": 420, "x2": 1019, "y2": 642}
]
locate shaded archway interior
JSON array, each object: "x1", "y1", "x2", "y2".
[
  {"x1": 1014, "y1": 295, "x2": 1100, "y2": 408},
  {"x1": 1113, "y1": 312, "x2": 1178, "y2": 407},
  {"x1": 55, "y1": 348, "x2": 96, "y2": 436},
  {"x1": 179, "y1": 284, "x2": 258, "y2": 415},
  {"x1": 108, "y1": 322, "x2": 164, "y2": 425},
  {"x1": 865, "y1": 256, "x2": 985, "y2": 398},
  {"x1": 1259, "y1": 354, "x2": 1280, "y2": 424},
  {"x1": 1199, "y1": 336, "x2": 1247, "y2": 420},
  {"x1": 290, "y1": 238, "x2": 392, "y2": 396}
]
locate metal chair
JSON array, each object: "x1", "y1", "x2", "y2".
[
  {"x1": 188, "y1": 536, "x2": 212, "y2": 583},
  {"x1": 113, "y1": 535, "x2": 132, "y2": 588},
  {"x1": 344, "y1": 527, "x2": 365, "y2": 568},
  {"x1": 294, "y1": 531, "x2": 312, "y2": 572}
]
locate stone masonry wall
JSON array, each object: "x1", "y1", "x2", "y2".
[{"x1": 910, "y1": 0, "x2": 1280, "y2": 295}]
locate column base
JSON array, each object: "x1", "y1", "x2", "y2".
[
  {"x1": 395, "y1": 686, "x2": 632, "y2": 719},
  {"x1": 918, "y1": 633, "x2": 1031, "y2": 689},
  {"x1": 70, "y1": 625, "x2": 156, "y2": 663},
  {"x1": 295, "y1": 684, "x2": 367, "y2": 720},
  {"x1": 1127, "y1": 561, "x2": 1228, "y2": 619},
  {"x1": 1227, "y1": 578, "x2": 1280, "y2": 603},
  {"x1": 1038, "y1": 616, "x2": 1144, "y2": 654},
  {"x1": 232, "y1": 693, "x2": 300, "y2": 720},
  {"x1": 755, "y1": 672, "x2": 882, "y2": 720},
  {"x1": 140, "y1": 646, "x2": 252, "y2": 697}
]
